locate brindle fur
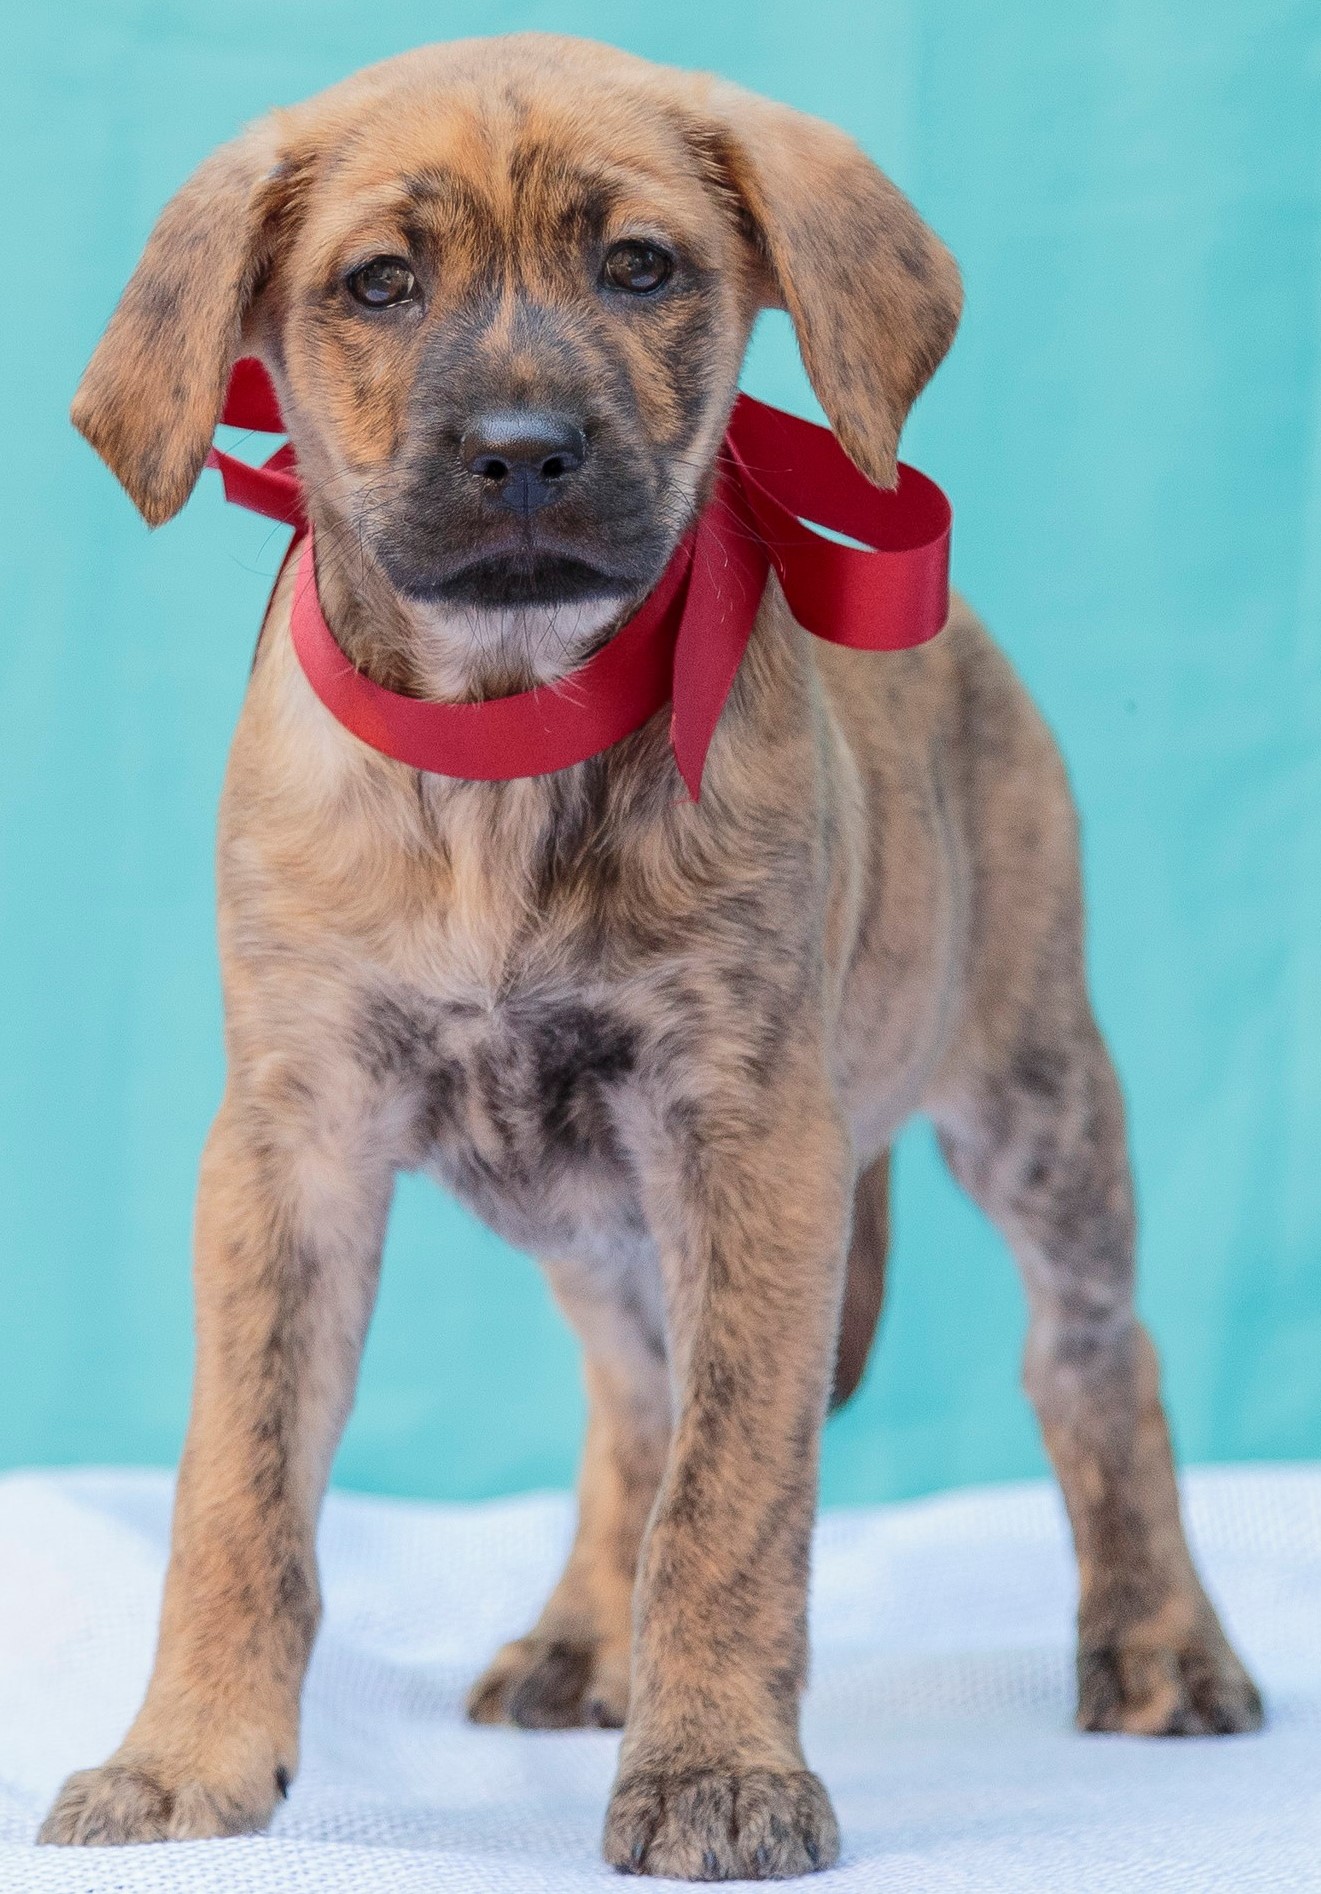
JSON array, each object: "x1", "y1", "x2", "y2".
[{"x1": 42, "y1": 34, "x2": 1261, "y2": 1876}]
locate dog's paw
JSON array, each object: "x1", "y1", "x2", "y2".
[
  {"x1": 1078, "y1": 1624, "x2": 1264, "y2": 1736},
  {"x1": 603, "y1": 1766, "x2": 839, "y2": 1879},
  {"x1": 37, "y1": 1756, "x2": 285, "y2": 1846},
  {"x1": 467, "y1": 1633, "x2": 629, "y2": 1729}
]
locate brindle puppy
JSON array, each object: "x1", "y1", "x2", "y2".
[{"x1": 41, "y1": 32, "x2": 1261, "y2": 1877}]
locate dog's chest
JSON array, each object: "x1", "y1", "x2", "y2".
[{"x1": 364, "y1": 971, "x2": 648, "y2": 1259}]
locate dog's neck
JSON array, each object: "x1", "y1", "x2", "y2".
[{"x1": 311, "y1": 537, "x2": 634, "y2": 703}]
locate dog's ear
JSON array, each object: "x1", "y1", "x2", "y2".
[
  {"x1": 694, "y1": 83, "x2": 962, "y2": 488},
  {"x1": 72, "y1": 122, "x2": 299, "y2": 526}
]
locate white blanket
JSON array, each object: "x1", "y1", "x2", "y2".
[{"x1": 0, "y1": 1465, "x2": 1316, "y2": 1891}]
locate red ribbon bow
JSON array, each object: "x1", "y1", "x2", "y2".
[{"x1": 207, "y1": 358, "x2": 951, "y2": 798}]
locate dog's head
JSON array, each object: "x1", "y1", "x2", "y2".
[{"x1": 74, "y1": 36, "x2": 960, "y2": 663}]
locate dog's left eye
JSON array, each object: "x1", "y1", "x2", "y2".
[
  {"x1": 346, "y1": 256, "x2": 419, "y2": 309},
  {"x1": 601, "y1": 241, "x2": 674, "y2": 294}
]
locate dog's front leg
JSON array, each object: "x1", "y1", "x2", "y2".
[
  {"x1": 605, "y1": 1052, "x2": 853, "y2": 1881},
  {"x1": 40, "y1": 1078, "x2": 391, "y2": 1845}
]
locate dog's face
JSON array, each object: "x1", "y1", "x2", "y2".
[
  {"x1": 73, "y1": 36, "x2": 961, "y2": 653},
  {"x1": 274, "y1": 68, "x2": 761, "y2": 614}
]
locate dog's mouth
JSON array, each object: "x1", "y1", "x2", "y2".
[{"x1": 400, "y1": 551, "x2": 634, "y2": 611}]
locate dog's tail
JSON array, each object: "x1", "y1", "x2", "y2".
[{"x1": 829, "y1": 1150, "x2": 891, "y2": 1410}]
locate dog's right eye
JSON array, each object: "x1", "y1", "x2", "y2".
[{"x1": 346, "y1": 256, "x2": 419, "y2": 309}]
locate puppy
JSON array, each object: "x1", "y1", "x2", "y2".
[{"x1": 42, "y1": 33, "x2": 1261, "y2": 1877}]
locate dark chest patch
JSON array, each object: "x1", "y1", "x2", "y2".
[{"x1": 355, "y1": 984, "x2": 641, "y2": 1246}]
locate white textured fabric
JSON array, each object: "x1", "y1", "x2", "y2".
[{"x1": 0, "y1": 1465, "x2": 1317, "y2": 1891}]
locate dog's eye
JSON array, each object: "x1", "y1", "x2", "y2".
[
  {"x1": 346, "y1": 256, "x2": 419, "y2": 309},
  {"x1": 601, "y1": 241, "x2": 673, "y2": 294}
]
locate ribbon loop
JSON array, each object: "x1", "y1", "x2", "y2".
[{"x1": 725, "y1": 395, "x2": 951, "y2": 653}]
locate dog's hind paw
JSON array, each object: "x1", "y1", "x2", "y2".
[
  {"x1": 1078, "y1": 1623, "x2": 1264, "y2": 1737},
  {"x1": 38, "y1": 1755, "x2": 285, "y2": 1845},
  {"x1": 603, "y1": 1765, "x2": 839, "y2": 1879},
  {"x1": 467, "y1": 1631, "x2": 630, "y2": 1729}
]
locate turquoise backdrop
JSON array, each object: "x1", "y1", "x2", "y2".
[{"x1": 3, "y1": 0, "x2": 1319, "y2": 1505}]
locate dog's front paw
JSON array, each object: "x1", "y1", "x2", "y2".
[
  {"x1": 603, "y1": 1766, "x2": 839, "y2": 1880},
  {"x1": 1078, "y1": 1622, "x2": 1264, "y2": 1736},
  {"x1": 467, "y1": 1632, "x2": 630, "y2": 1729},
  {"x1": 38, "y1": 1754, "x2": 286, "y2": 1846}
]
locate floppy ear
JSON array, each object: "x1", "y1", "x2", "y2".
[
  {"x1": 698, "y1": 82, "x2": 962, "y2": 488},
  {"x1": 71, "y1": 123, "x2": 297, "y2": 526}
]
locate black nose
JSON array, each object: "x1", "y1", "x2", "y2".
[{"x1": 460, "y1": 410, "x2": 587, "y2": 515}]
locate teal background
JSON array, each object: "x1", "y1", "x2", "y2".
[{"x1": 3, "y1": 1, "x2": 1319, "y2": 1505}]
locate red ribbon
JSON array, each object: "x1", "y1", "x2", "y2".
[{"x1": 207, "y1": 358, "x2": 951, "y2": 798}]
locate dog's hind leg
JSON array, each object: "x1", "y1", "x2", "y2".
[
  {"x1": 467, "y1": 1149, "x2": 888, "y2": 1733},
  {"x1": 932, "y1": 997, "x2": 1262, "y2": 1737},
  {"x1": 467, "y1": 1254, "x2": 670, "y2": 1729},
  {"x1": 830, "y1": 1149, "x2": 891, "y2": 1410}
]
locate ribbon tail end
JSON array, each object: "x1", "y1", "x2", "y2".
[{"x1": 669, "y1": 716, "x2": 704, "y2": 804}]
